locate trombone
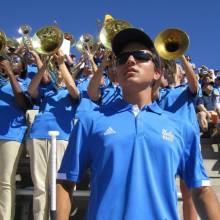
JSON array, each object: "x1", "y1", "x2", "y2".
[{"x1": 154, "y1": 28, "x2": 189, "y2": 60}]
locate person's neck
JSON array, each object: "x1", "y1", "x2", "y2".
[
  {"x1": 123, "y1": 88, "x2": 152, "y2": 109},
  {"x1": 168, "y1": 80, "x2": 181, "y2": 88}
]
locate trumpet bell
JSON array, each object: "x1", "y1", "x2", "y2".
[
  {"x1": 104, "y1": 14, "x2": 114, "y2": 23},
  {"x1": 18, "y1": 24, "x2": 32, "y2": 35},
  {"x1": 32, "y1": 26, "x2": 64, "y2": 55},
  {"x1": 76, "y1": 33, "x2": 97, "y2": 54},
  {"x1": 154, "y1": 28, "x2": 189, "y2": 60},
  {"x1": 6, "y1": 38, "x2": 19, "y2": 51},
  {"x1": 99, "y1": 20, "x2": 132, "y2": 49},
  {"x1": 0, "y1": 31, "x2": 7, "y2": 53},
  {"x1": 64, "y1": 32, "x2": 76, "y2": 47}
]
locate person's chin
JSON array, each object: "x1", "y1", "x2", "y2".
[{"x1": 123, "y1": 78, "x2": 140, "y2": 88}]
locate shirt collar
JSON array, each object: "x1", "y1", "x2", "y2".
[
  {"x1": 142, "y1": 101, "x2": 163, "y2": 115},
  {"x1": 114, "y1": 99, "x2": 163, "y2": 115},
  {"x1": 16, "y1": 75, "x2": 25, "y2": 82}
]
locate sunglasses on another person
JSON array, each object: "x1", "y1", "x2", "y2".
[{"x1": 116, "y1": 51, "x2": 153, "y2": 66}]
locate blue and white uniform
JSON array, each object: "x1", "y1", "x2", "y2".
[
  {"x1": 0, "y1": 76, "x2": 30, "y2": 142},
  {"x1": 27, "y1": 82, "x2": 78, "y2": 220},
  {"x1": 99, "y1": 77, "x2": 122, "y2": 107},
  {"x1": 29, "y1": 83, "x2": 77, "y2": 140},
  {"x1": 0, "y1": 75, "x2": 31, "y2": 220},
  {"x1": 158, "y1": 84, "x2": 199, "y2": 132},
  {"x1": 76, "y1": 76, "x2": 98, "y2": 114},
  {"x1": 58, "y1": 99, "x2": 209, "y2": 220}
]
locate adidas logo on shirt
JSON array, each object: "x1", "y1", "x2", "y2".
[{"x1": 104, "y1": 127, "x2": 116, "y2": 136}]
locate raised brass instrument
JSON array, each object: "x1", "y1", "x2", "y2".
[
  {"x1": 6, "y1": 38, "x2": 19, "y2": 52},
  {"x1": 1, "y1": 31, "x2": 20, "y2": 55},
  {"x1": 32, "y1": 26, "x2": 64, "y2": 55},
  {"x1": 31, "y1": 26, "x2": 64, "y2": 88},
  {"x1": 18, "y1": 24, "x2": 32, "y2": 35},
  {"x1": 0, "y1": 31, "x2": 7, "y2": 54},
  {"x1": 76, "y1": 33, "x2": 98, "y2": 55},
  {"x1": 0, "y1": 31, "x2": 25, "y2": 81},
  {"x1": 99, "y1": 19, "x2": 132, "y2": 50},
  {"x1": 0, "y1": 31, "x2": 10, "y2": 83},
  {"x1": 64, "y1": 32, "x2": 76, "y2": 47},
  {"x1": 18, "y1": 24, "x2": 33, "y2": 50},
  {"x1": 154, "y1": 28, "x2": 189, "y2": 60}
]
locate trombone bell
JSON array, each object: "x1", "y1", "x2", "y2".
[{"x1": 154, "y1": 28, "x2": 189, "y2": 60}]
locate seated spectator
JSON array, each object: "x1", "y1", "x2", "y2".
[{"x1": 197, "y1": 80, "x2": 220, "y2": 137}]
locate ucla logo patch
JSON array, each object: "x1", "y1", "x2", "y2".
[{"x1": 162, "y1": 129, "x2": 174, "y2": 142}]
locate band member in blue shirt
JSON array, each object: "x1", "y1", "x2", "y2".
[
  {"x1": 57, "y1": 28, "x2": 220, "y2": 220},
  {"x1": 157, "y1": 57, "x2": 200, "y2": 220},
  {"x1": 27, "y1": 50, "x2": 79, "y2": 220},
  {"x1": 0, "y1": 55, "x2": 32, "y2": 220},
  {"x1": 87, "y1": 50, "x2": 122, "y2": 107}
]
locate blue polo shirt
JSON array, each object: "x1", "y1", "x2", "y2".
[
  {"x1": 29, "y1": 83, "x2": 77, "y2": 140},
  {"x1": 27, "y1": 64, "x2": 38, "y2": 79},
  {"x1": 158, "y1": 84, "x2": 199, "y2": 132},
  {"x1": 99, "y1": 79, "x2": 122, "y2": 107},
  {"x1": 0, "y1": 76, "x2": 30, "y2": 142},
  {"x1": 58, "y1": 99, "x2": 209, "y2": 220},
  {"x1": 76, "y1": 76, "x2": 98, "y2": 114}
]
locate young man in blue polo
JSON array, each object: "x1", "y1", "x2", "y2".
[{"x1": 56, "y1": 28, "x2": 220, "y2": 220}]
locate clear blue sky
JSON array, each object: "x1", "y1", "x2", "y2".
[{"x1": 1, "y1": 0, "x2": 220, "y2": 70}]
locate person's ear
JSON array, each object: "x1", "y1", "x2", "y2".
[{"x1": 153, "y1": 69, "x2": 161, "y2": 81}]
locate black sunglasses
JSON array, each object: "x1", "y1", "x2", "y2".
[{"x1": 116, "y1": 51, "x2": 153, "y2": 66}]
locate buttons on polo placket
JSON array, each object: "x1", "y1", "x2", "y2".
[
  {"x1": 131, "y1": 105, "x2": 145, "y2": 136},
  {"x1": 132, "y1": 105, "x2": 139, "y2": 117}
]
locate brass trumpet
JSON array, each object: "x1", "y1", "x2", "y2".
[
  {"x1": 75, "y1": 33, "x2": 98, "y2": 55},
  {"x1": 0, "y1": 31, "x2": 7, "y2": 54},
  {"x1": 154, "y1": 28, "x2": 189, "y2": 60},
  {"x1": 18, "y1": 24, "x2": 32, "y2": 35},
  {"x1": 6, "y1": 38, "x2": 19, "y2": 52},
  {"x1": 64, "y1": 32, "x2": 76, "y2": 47},
  {"x1": 0, "y1": 31, "x2": 18, "y2": 58},
  {"x1": 18, "y1": 24, "x2": 33, "y2": 50}
]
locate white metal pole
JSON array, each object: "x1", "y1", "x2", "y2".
[{"x1": 48, "y1": 130, "x2": 59, "y2": 220}]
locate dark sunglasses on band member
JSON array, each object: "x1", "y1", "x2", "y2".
[{"x1": 116, "y1": 51, "x2": 153, "y2": 66}]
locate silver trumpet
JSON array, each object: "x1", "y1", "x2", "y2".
[{"x1": 18, "y1": 24, "x2": 33, "y2": 51}]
